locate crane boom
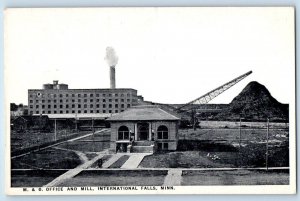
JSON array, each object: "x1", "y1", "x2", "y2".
[{"x1": 176, "y1": 70, "x2": 252, "y2": 111}]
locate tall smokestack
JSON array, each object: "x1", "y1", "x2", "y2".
[
  {"x1": 105, "y1": 47, "x2": 118, "y2": 89},
  {"x1": 110, "y1": 66, "x2": 116, "y2": 89}
]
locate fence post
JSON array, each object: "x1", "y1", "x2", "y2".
[{"x1": 266, "y1": 118, "x2": 269, "y2": 171}]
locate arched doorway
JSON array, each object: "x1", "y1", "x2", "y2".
[{"x1": 138, "y1": 123, "x2": 149, "y2": 141}]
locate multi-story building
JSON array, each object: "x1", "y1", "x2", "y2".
[{"x1": 28, "y1": 80, "x2": 138, "y2": 116}]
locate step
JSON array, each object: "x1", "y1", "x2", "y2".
[
  {"x1": 133, "y1": 141, "x2": 154, "y2": 146},
  {"x1": 131, "y1": 145, "x2": 154, "y2": 153}
]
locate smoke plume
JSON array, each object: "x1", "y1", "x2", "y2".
[{"x1": 105, "y1": 47, "x2": 118, "y2": 67}]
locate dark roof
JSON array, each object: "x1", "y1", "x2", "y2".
[{"x1": 107, "y1": 105, "x2": 180, "y2": 121}]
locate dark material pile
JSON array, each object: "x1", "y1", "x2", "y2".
[{"x1": 215, "y1": 81, "x2": 288, "y2": 122}]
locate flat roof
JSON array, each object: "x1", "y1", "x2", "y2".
[{"x1": 32, "y1": 113, "x2": 115, "y2": 120}]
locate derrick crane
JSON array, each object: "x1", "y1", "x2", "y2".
[
  {"x1": 176, "y1": 70, "x2": 252, "y2": 129},
  {"x1": 176, "y1": 70, "x2": 252, "y2": 112}
]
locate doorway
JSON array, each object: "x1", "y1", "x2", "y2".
[{"x1": 137, "y1": 122, "x2": 149, "y2": 141}]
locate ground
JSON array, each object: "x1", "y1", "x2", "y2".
[{"x1": 10, "y1": 121, "x2": 290, "y2": 187}]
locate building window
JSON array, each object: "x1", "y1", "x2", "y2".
[
  {"x1": 103, "y1": 110, "x2": 106, "y2": 113},
  {"x1": 157, "y1": 125, "x2": 168, "y2": 139},
  {"x1": 54, "y1": 100, "x2": 57, "y2": 103},
  {"x1": 36, "y1": 105, "x2": 39, "y2": 108},
  {"x1": 96, "y1": 110, "x2": 99, "y2": 113},
  {"x1": 54, "y1": 111, "x2": 57, "y2": 114},
  {"x1": 48, "y1": 100, "x2": 51, "y2": 103},
  {"x1": 84, "y1": 104, "x2": 87, "y2": 108},
  {"x1": 118, "y1": 126, "x2": 130, "y2": 140},
  {"x1": 103, "y1": 99, "x2": 106, "y2": 102},
  {"x1": 48, "y1": 111, "x2": 51, "y2": 114},
  {"x1": 96, "y1": 104, "x2": 100, "y2": 108},
  {"x1": 78, "y1": 94, "x2": 81, "y2": 97},
  {"x1": 90, "y1": 94, "x2": 93, "y2": 97},
  {"x1": 121, "y1": 99, "x2": 124, "y2": 102},
  {"x1": 121, "y1": 104, "x2": 124, "y2": 108},
  {"x1": 84, "y1": 99, "x2": 87, "y2": 102},
  {"x1": 66, "y1": 110, "x2": 69, "y2": 113},
  {"x1": 115, "y1": 99, "x2": 118, "y2": 102},
  {"x1": 84, "y1": 110, "x2": 87, "y2": 113},
  {"x1": 60, "y1": 94, "x2": 63, "y2": 98},
  {"x1": 60, "y1": 100, "x2": 63, "y2": 103},
  {"x1": 127, "y1": 104, "x2": 131, "y2": 108},
  {"x1": 109, "y1": 110, "x2": 112, "y2": 113},
  {"x1": 72, "y1": 104, "x2": 75, "y2": 108},
  {"x1": 121, "y1": 94, "x2": 124, "y2": 97},
  {"x1": 72, "y1": 94, "x2": 75, "y2": 97},
  {"x1": 96, "y1": 99, "x2": 100, "y2": 102},
  {"x1": 115, "y1": 104, "x2": 118, "y2": 108},
  {"x1": 60, "y1": 111, "x2": 63, "y2": 114},
  {"x1": 90, "y1": 110, "x2": 93, "y2": 113},
  {"x1": 103, "y1": 94, "x2": 106, "y2": 97},
  {"x1": 42, "y1": 105, "x2": 45, "y2": 109},
  {"x1": 115, "y1": 110, "x2": 118, "y2": 113},
  {"x1": 109, "y1": 99, "x2": 112, "y2": 102},
  {"x1": 36, "y1": 111, "x2": 39, "y2": 114},
  {"x1": 103, "y1": 104, "x2": 106, "y2": 108},
  {"x1": 66, "y1": 99, "x2": 69, "y2": 102},
  {"x1": 66, "y1": 105, "x2": 69, "y2": 108},
  {"x1": 42, "y1": 100, "x2": 45, "y2": 103},
  {"x1": 30, "y1": 105, "x2": 33, "y2": 109},
  {"x1": 78, "y1": 110, "x2": 81, "y2": 113},
  {"x1": 84, "y1": 94, "x2": 87, "y2": 97},
  {"x1": 78, "y1": 104, "x2": 81, "y2": 108},
  {"x1": 29, "y1": 94, "x2": 33, "y2": 98},
  {"x1": 48, "y1": 105, "x2": 51, "y2": 109},
  {"x1": 109, "y1": 94, "x2": 112, "y2": 97},
  {"x1": 72, "y1": 110, "x2": 75, "y2": 113},
  {"x1": 77, "y1": 99, "x2": 80, "y2": 102},
  {"x1": 96, "y1": 94, "x2": 100, "y2": 97},
  {"x1": 66, "y1": 94, "x2": 69, "y2": 97},
  {"x1": 54, "y1": 105, "x2": 57, "y2": 108},
  {"x1": 42, "y1": 111, "x2": 45, "y2": 114},
  {"x1": 60, "y1": 105, "x2": 63, "y2": 108},
  {"x1": 109, "y1": 104, "x2": 112, "y2": 108},
  {"x1": 90, "y1": 104, "x2": 93, "y2": 108}
]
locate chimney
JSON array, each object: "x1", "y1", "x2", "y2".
[{"x1": 110, "y1": 66, "x2": 116, "y2": 89}]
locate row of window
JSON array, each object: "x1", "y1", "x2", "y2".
[
  {"x1": 29, "y1": 93, "x2": 133, "y2": 98},
  {"x1": 117, "y1": 125, "x2": 169, "y2": 140},
  {"x1": 30, "y1": 104, "x2": 131, "y2": 109},
  {"x1": 29, "y1": 98, "x2": 134, "y2": 103},
  {"x1": 32, "y1": 109, "x2": 122, "y2": 114}
]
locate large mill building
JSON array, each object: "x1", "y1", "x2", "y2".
[{"x1": 28, "y1": 80, "x2": 139, "y2": 117}]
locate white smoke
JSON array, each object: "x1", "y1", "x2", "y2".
[{"x1": 105, "y1": 47, "x2": 118, "y2": 67}]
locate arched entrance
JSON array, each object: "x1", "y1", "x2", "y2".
[{"x1": 137, "y1": 122, "x2": 149, "y2": 141}]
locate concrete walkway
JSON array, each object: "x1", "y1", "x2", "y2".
[
  {"x1": 163, "y1": 169, "x2": 182, "y2": 186},
  {"x1": 121, "y1": 153, "x2": 150, "y2": 169},
  {"x1": 44, "y1": 150, "x2": 108, "y2": 187}
]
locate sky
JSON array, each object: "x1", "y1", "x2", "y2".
[{"x1": 4, "y1": 7, "x2": 295, "y2": 105}]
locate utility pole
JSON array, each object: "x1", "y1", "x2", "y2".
[
  {"x1": 239, "y1": 118, "x2": 242, "y2": 149},
  {"x1": 92, "y1": 118, "x2": 95, "y2": 152},
  {"x1": 266, "y1": 118, "x2": 269, "y2": 171},
  {"x1": 54, "y1": 119, "x2": 57, "y2": 141}
]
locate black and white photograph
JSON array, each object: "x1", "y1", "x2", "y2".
[{"x1": 4, "y1": 7, "x2": 296, "y2": 194}]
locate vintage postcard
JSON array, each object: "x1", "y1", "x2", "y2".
[{"x1": 4, "y1": 7, "x2": 296, "y2": 195}]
